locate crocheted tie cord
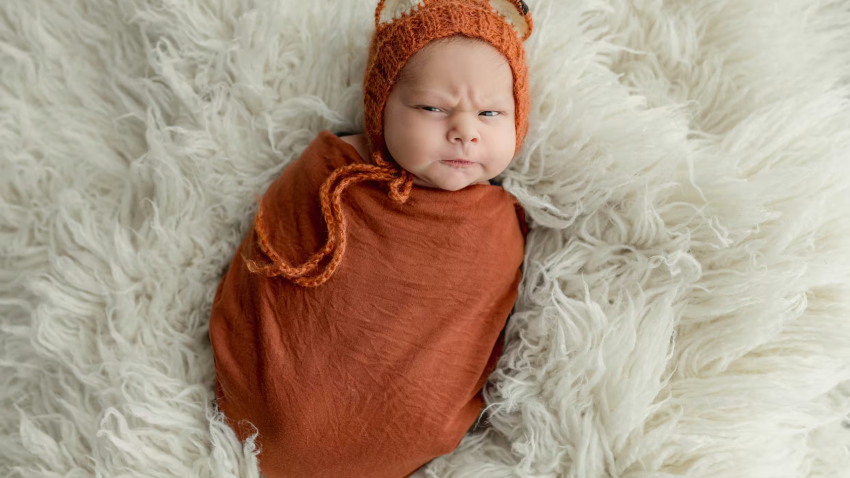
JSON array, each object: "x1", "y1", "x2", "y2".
[{"x1": 244, "y1": 150, "x2": 414, "y2": 288}]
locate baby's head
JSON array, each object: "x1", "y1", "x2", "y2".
[
  {"x1": 382, "y1": 36, "x2": 516, "y2": 191},
  {"x1": 363, "y1": 0, "x2": 534, "y2": 191}
]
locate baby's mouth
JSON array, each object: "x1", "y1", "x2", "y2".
[{"x1": 440, "y1": 159, "x2": 476, "y2": 169}]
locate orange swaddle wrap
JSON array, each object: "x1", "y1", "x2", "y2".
[{"x1": 209, "y1": 130, "x2": 527, "y2": 478}]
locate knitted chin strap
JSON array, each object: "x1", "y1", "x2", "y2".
[{"x1": 244, "y1": 150, "x2": 414, "y2": 288}]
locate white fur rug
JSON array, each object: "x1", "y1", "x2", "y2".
[{"x1": 2, "y1": 0, "x2": 850, "y2": 476}]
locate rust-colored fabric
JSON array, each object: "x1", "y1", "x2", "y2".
[{"x1": 209, "y1": 130, "x2": 527, "y2": 478}]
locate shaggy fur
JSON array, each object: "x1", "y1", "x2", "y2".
[{"x1": 2, "y1": 0, "x2": 850, "y2": 477}]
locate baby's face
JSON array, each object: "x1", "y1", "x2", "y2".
[{"x1": 382, "y1": 38, "x2": 516, "y2": 191}]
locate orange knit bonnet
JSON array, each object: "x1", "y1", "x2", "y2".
[{"x1": 246, "y1": 0, "x2": 535, "y2": 287}]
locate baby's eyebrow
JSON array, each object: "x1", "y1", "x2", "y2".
[{"x1": 407, "y1": 87, "x2": 512, "y2": 105}]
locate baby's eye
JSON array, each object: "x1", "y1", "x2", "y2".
[{"x1": 420, "y1": 107, "x2": 500, "y2": 117}]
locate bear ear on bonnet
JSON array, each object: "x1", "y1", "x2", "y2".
[{"x1": 375, "y1": 0, "x2": 533, "y2": 40}]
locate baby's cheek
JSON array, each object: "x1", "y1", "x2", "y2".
[
  {"x1": 485, "y1": 134, "x2": 516, "y2": 173},
  {"x1": 404, "y1": 130, "x2": 438, "y2": 167}
]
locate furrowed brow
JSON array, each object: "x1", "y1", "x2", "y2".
[{"x1": 406, "y1": 88, "x2": 511, "y2": 107}]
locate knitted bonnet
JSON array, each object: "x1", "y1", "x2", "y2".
[
  {"x1": 246, "y1": 0, "x2": 535, "y2": 287},
  {"x1": 364, "y1": 0, "x2": 535, "y2": 170}
]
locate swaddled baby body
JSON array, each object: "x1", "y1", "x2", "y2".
[{"x1": 209, "y1": 1, "x2": 535, "y2": 477}]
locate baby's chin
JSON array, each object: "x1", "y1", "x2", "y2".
[{"x1": 410, "y1": 172, "x2": 489, "y2": 191}]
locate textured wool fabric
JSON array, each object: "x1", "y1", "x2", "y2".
[
  {"x1": 209, "y1": 130, "x2": 527, "y2": 477},
  {"x1": 4, "y1": 1, "x2": 850, "y2": 478}
]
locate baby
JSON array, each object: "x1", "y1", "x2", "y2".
[{"x1": 209, "y1": 1, "x2": 534, "y2": 477}]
